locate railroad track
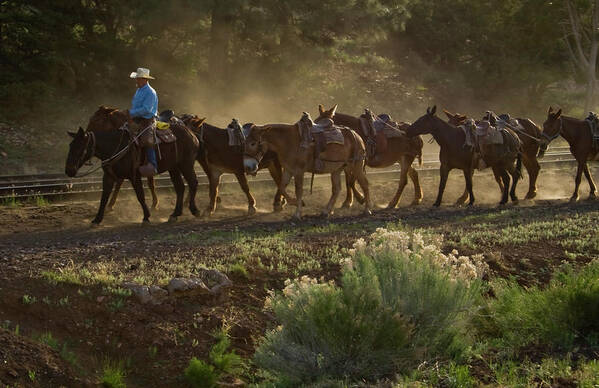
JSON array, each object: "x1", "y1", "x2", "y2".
[{"x1": 0, "y1": 147, "x2": 585, "y2": 200}]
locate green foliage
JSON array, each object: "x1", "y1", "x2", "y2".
[
  {"x1": 21, "y1": 294, "x2": 36, "y2": 305},
  {"x1": 101, "y1": 360, "x2": 127, "y2": 388},
  {"x1": 37, "y1": 332, "x2": 59, "y2": 350},
  {"x1": 484, "y1": 260, "x2": 599, "y2": 350},
  {"x1": 254, "y1": 228, "x2": 482, "y2": 384},
  {"x1": 185, "y1": 358, "x2": 217, "y2": 388},
  {"x1": 185, "y1": 326, "x2": 244, "y2": 387}
]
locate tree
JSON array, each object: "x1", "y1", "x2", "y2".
[{"x1": 563, "y1": 0, "x2": 599, "y2": 112}]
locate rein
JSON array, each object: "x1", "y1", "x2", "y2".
[{"x1": 74, "y1": 123, "x2": 154, "y2": 178}]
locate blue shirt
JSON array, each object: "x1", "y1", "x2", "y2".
[{"x1": 130, "y1": 83, "x2": 158, "y2": 119}]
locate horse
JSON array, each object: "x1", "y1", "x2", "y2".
[
  {"x1": 65, "y1": 106, "x2": 200, "y2": 224},
  {"x1": 406, "y1": 106, "x2": 522, "y2": 206},
  {"x1": 181, "y1": 115, "x2": 287, "y2": 216},
  {"x1": 444, "y1": 110, "x2": 543, "y2": 203},
  {"x1": 316, "y1": 104, "x2": 423, "y2": 209},
  {"x1": 541, "y1": 107, "x2": 598, "y2": 202},
  {"x1": 243, "y1": 109, "x2": 371, "y2": 220}
]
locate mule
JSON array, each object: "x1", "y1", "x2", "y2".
[
  {"x1": 406, "y1": 106, "x2": 522, "y2": 206},
  {"x1": 65, "y1": 106, "x2": 200, "y2": 224},
  {"x1": 541, "y1": 107, "x2": 598, "y2": 201},
  {"x1": 244, "y1": 109, "x2": 371, "y2": 219},
  {"x1": 182, "y1": 115, "x2": 287, "y2": 216},
  {"x1": 444, "y1": 110, "x2": 543, "y2": 203},
  {"x1": 316, "y1": 104, "x2": 423, "y2": 208}
]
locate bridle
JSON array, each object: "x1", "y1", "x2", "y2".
[
  {"x1": 541, "y1": 116, "x2": 563, "y2": 144},
  {"x1": 67, "y1": 131, "x2": 96, "y2": 172}
]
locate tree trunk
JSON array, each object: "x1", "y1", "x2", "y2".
[{"x1": 209, "y1": 0, "x2": 232, "y2": 89}]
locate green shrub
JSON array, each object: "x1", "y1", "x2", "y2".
[
  {"x1": 101, "y1": 360, "x2": 127, "y2": 388},
  {"x1": 185, "y1": 327, "x2": 244, "y2": 387},
  {"x1": 255, "y1": 227, "x2": 485, "y2": 383},
  {"x1": 185, "y1": 358, "x2": 217, "y2": 388},
  {"x1": 486, "y1": 260, "x2": 599, "y2": 349}
]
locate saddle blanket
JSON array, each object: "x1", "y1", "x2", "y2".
[
  {"x1": 321, "y1": 126, "x2": 345, "y2": 145},
  {"x1": 373, "y1": 117, "x2": 407, "y2": 138},
  {"x1": 227, "y1": 127, "x2": 244, "y2": 147}
]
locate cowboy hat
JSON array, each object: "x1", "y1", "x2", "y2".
[{"x1": 129, "y1": 67, "x2": 155, "y2": 79}]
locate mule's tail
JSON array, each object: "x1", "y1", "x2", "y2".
[{"x1": 515, "y1": 153, "x2": 522, "y2": 181}]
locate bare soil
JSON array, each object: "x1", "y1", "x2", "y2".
[{"x1": 0, "y1": 172, "x2": 598, "y2": 386}]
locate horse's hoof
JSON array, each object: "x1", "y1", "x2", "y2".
[
  {"x1": 511, "y1": 197, "x2": 519, "y2": 203},
  {"x1": 105, "y1": 207, "x2": 113, "y2": 214},
  {"x1": 142, "y1": 219, "x2": 151, "y2": 226},
  {"x1": 411, "y1": 199, "x2": 423, "y2": 206},
  {"x1": 433, "y1": 202, "x2": 441, "y2": 208},
  {"x1": 248, "y1": 206, "x2": 257, "y2": 216},
  {"x1": 588, "y1": 193, "x2": 597, "y2": 200},
  {"x1": 525, "y1": 192, "x2": 536, "y2": 200},
  {"x1": 467, "y1": 202, "x2": 475, "y2": 207},
  {"x1": 168, "y1": 216, "x2": 178, "y2": 223},
  {"x1": 569, "y1": 196, "x2": 579, "y2": 203},
  {"x1": 363, "y1": 209, "x2": 372, "y2": 216},
  {"x1": 341, "y1": 202, "x2": 352, "y2": 209},
  {"x1": 90, "y1": 221, "x2": 101, "y2": 228}
]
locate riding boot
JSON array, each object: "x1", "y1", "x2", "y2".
[{"x1": 139, "y1": 147, "x2": 158, "y2": 177}]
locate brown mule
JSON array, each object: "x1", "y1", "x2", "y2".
[
  {"x1": 406, "y1": 106, "x2": 522, "y2": 206},
  {"x1": 182, "y1": 116, "x2": 287, "y2": 216},
  {"x1": 444, "y1": 110, "x2": 543, "y2": 204},
  {"x1": 541, "y1": 107, "x2": 598, "y2": 202},
  {"x1": 316, "y1": 104, "x2": 424, "y2": 209},
  {"x1": 244, "y1": 110, "x2": 371, "y2": 220},
  {"x1": 65, "y1": 106, "x2": 200, "y2": 224}
]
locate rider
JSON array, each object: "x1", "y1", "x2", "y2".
[{"x1": 128, "y1": 67, "x2": 158, "y2": 177}]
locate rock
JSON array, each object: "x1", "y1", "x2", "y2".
[
  {"x1": 196, "y1": 269, "x2": 232, "y2": 293},
  {"x1": 149, "y1": 286, "x2": 168, "y2": 304},
  {"x1": 122, "y1": 282, "x2": 152, "y2": 304},
  {"x1": 0, "y1": 151, "x2": 7, "y2": 158},
  {"x1": 167, "y1": 277, "x2": 209, "y2": 295}
]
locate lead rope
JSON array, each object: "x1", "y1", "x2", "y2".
[{"x1": 74, "y1": 123, "x2": 153, "y2": 177}]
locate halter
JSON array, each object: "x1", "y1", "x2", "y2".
[
  {"x1": 541, "y1": 116, "x2": 563, "y2": 144},
  {"x1": 68, "y1": 131, "x2": 96, "y2": 172}
]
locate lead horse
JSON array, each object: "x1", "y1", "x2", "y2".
[
  {"x1": 316, "y1": 104, "x2": 423, "y2": 208},
  {"x1": 65, "y1": 106, "x2": 200, "y2": 224},
  {"x1": 541, "y1": 107, "x2": 598, "y2": 201},
  {"x1": 243, "y1": 110, "x2": 371, "y2": 219}
]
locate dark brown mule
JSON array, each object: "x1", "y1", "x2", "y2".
[
  {"x1": 406, "y1": 106, "x2": 522, "y2": 206},
  {"x1": 541, "y1": 107, "x2": 598, "y2": 201},
  {"x1": 182, "y1": 116, "x2": 287, "y2": 215},
  {"x1": 316, "y1": 105, "x2": 424, "y2": 208},
  {"x1": 444, "y1": 110, "x2": 543, "y2": 203},
  {"x1": 243, "y1": 110, "x2": 371, "y2": 220},
  {"x1": 65, "y1": 107, "x2": 200, "y2": 224}
]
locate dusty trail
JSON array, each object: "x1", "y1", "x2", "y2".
[{"x1": 0, "y1": 171, "x2": 598, "y2": 387}]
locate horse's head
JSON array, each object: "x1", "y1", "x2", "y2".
[
  {"x1": 242, "y1": 123, "x2": 268, "y2": 175},
  {"x1": 541, "y1": 106, "x2": 562, "y2": 146},
  {"x1": 444, "y1": 109, "x2": 467, "y2": 126},
  {"x1": 316, "y1": 104, "x2": 338, "y2": 122},
  {"x1": 406, "y1": 106, "x2": 437, "y2": 137},
  {"x1": 65, "y1": 127, "x2": 94, "y2": 177}
]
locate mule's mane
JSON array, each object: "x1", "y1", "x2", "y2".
[{"x1": 87, "y1": 106, "x2": 126, "y2": 131}]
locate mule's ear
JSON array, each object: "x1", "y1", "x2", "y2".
[
  {"x1": 318, "y1": 104, "x2": 325, "y2": 114},
  {"x1": 555, "y1": 108, "x2": 562, "y2": 118},
  {"x1": 431, "y1": 105, "x2": 437, "y2": 115},
  {"x1": 329, "y1": 104, "x2": 338, "y2": 116},
  {"x1": 548, "y1": 106, "x2": 553, "y2": 114},
  {"x1": 443, "y1": 109, "x2": 453, "y2": 119},
  {"x1": 78, "y1": 126, "x2": 85, "y2": 134},
  {"x1": 67, "y1": 131, "x2": 77, "y2": 138},
  {"x1": 196, "y1": 117, "x2": 207, "y2": 126}
]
